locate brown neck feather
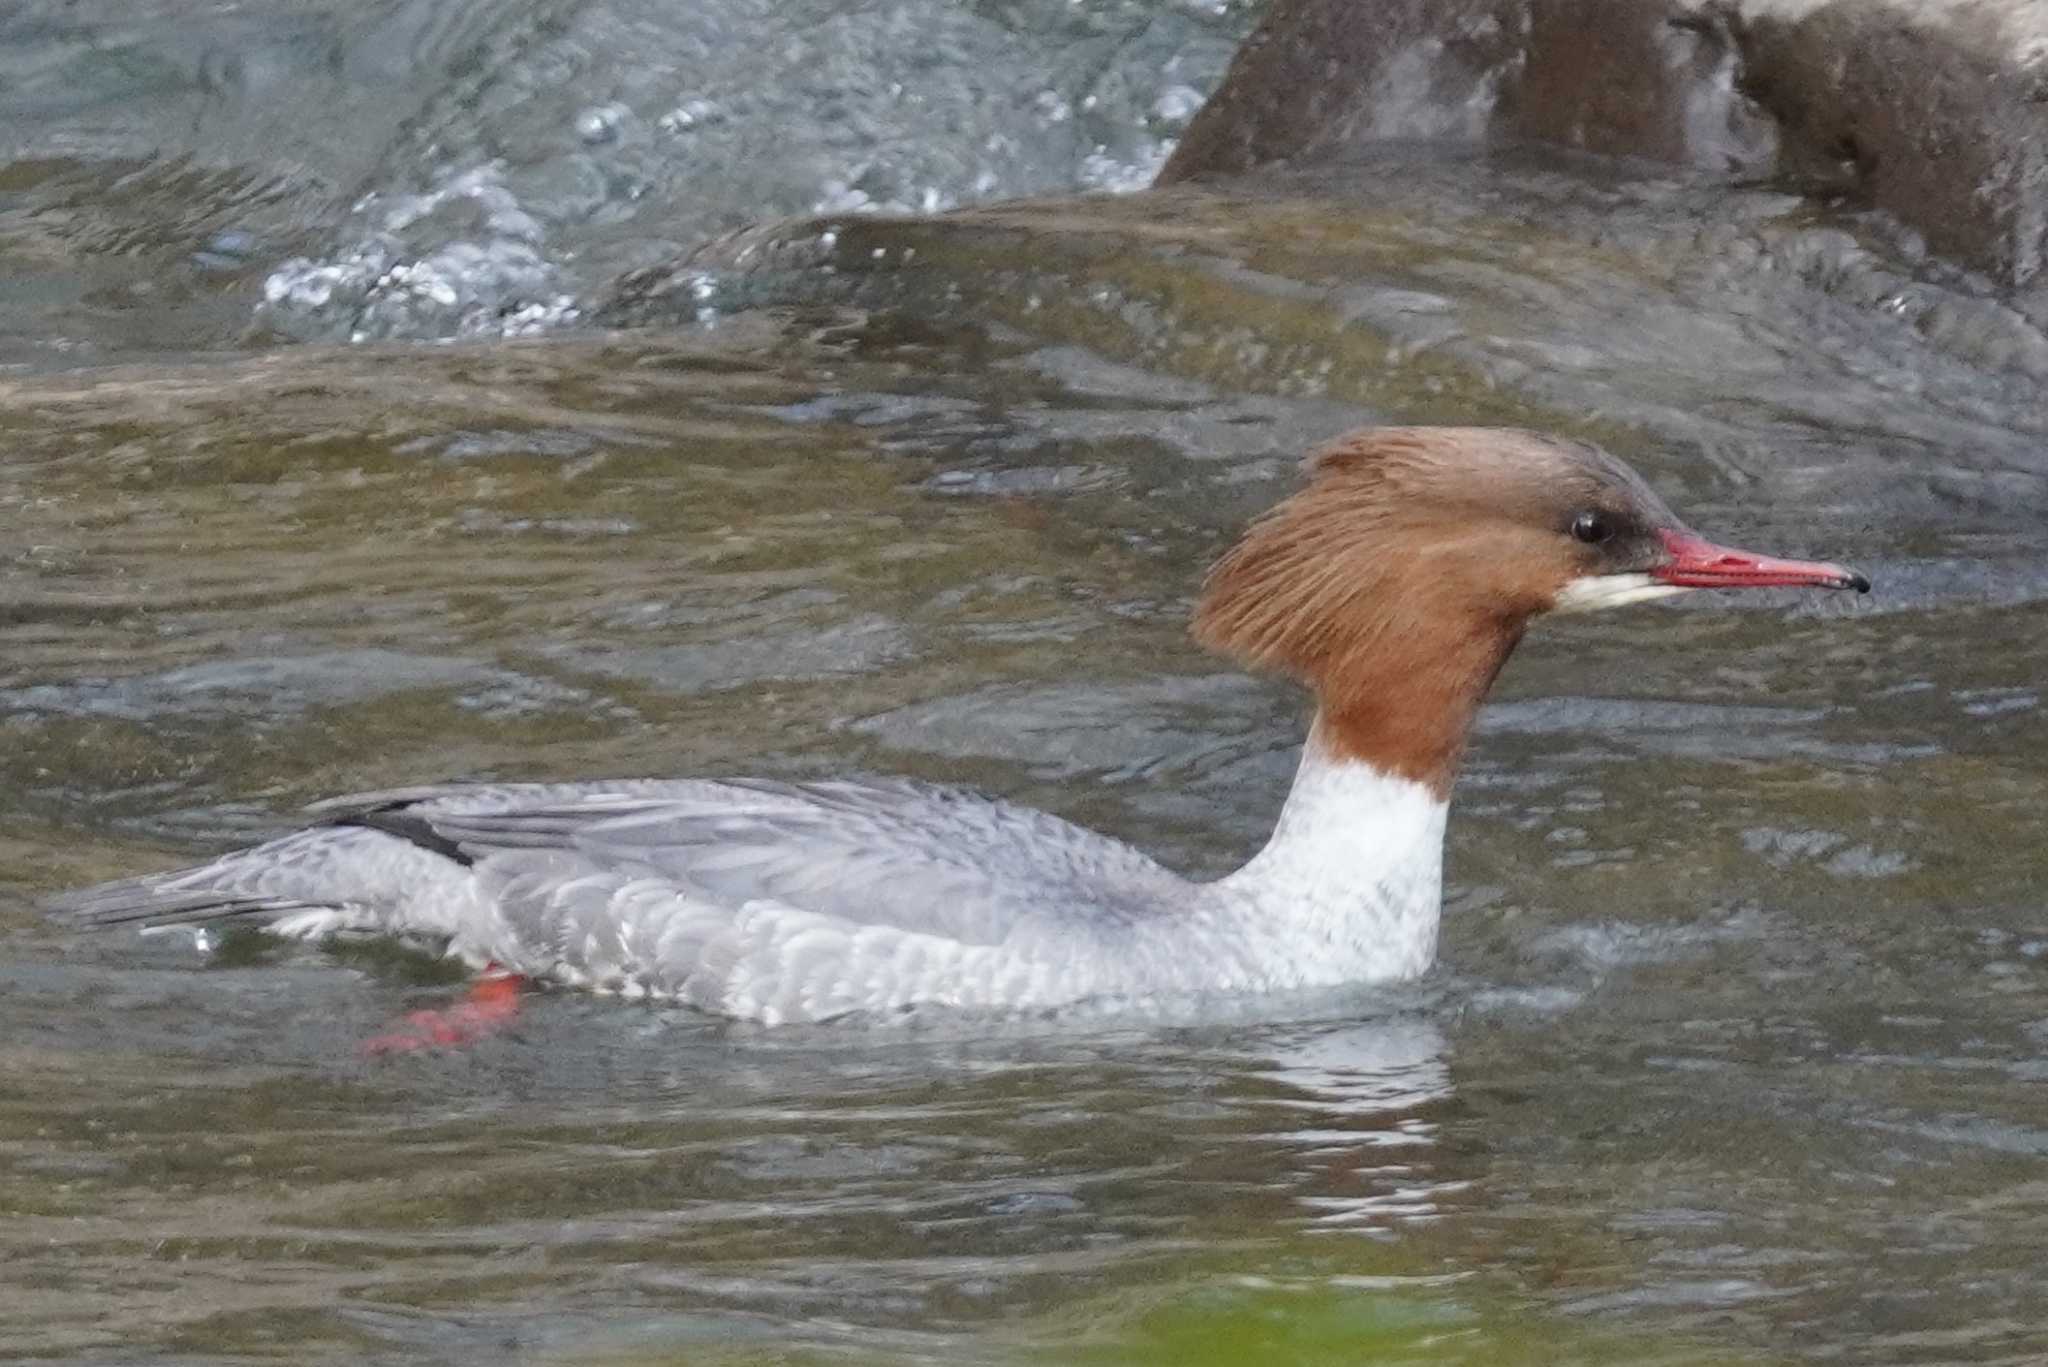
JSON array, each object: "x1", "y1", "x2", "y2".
[
  {"x1": 1194, "y1": 431, "x2": 1561, "y2": 797},
  {"x1": 1307, "y1": 620, "x2": 1522, "y2": 797}
]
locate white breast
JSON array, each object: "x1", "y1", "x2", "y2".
[{"x1": 1205, "y1": 748, "x2": 1447, "y2": 985}]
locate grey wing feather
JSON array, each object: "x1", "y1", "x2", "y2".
[
  {"x1": 332, "y1": 775, "x2": 1187, "y2": 944},
  {"x1": 47, "y1": 777, "x2": 1190, "y2": 969}
]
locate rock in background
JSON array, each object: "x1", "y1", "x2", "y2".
[{"x1": 1159, "y1": 0, "x2": 2048, "y2": 293}]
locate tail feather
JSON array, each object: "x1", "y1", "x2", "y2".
[
  {"x1": 43, "y1": 822, "x2": 474, "y2": 940},
  {"x1": 44, "y1": 873, "x2": 336, "y2": 930}
]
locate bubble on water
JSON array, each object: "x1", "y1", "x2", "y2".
[
  {"x1": 657, "y1": 98, "x2": 726, "y2": 133},
  {"x1": 812, "y1": 173, "x2": 957, "y2": 217},
  {"x1": 138, "y1": 923, "x2": 215, "y2": 955},
  {"x1": 657, "y1": 268, "x2": 724, "y2": 325},
  {"x1": 501, "y1": 295, "x2": 582, "y2": 335},
  {"x1": 576, "y1": 103, "x2": 630, "y2": 145},
  {"x1": 1078, "y1": 140, "x2": 1175, "y2": 194},
  {"x1": 258, "y1": 163, "x2": 580, "y2": 342},
  {"x1": 813, "y1": 180, "x2": 873, "y2": 214},
  {"x1": 1152, "y1": 84, "x2": 1206, "y2": 126},
  {"x1": 264, "y1": 257, "x2": 363, "y2": 310}
]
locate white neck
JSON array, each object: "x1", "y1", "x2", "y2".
[{"x1": 1210, "y1": 722, "x2": 1449, "y2": 984}]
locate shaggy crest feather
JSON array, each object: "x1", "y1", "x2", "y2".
[{"x1": 1192, "y1": 427, "x2": 1629, "y2": 791}]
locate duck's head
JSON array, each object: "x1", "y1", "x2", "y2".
[{"x1": 1195, "y1": 426, "x2": 1867, "y2": 792}]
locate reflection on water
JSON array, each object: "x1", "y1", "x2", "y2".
[{"x1": 1250, "y1": 1018, "x2": 1458, "y2": 1230}]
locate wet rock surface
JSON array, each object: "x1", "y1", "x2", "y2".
[
  {"x1": 1161, "y1": 0, "x2": 2048, "y2": 289},
  {"x1": 604, "y1": 148, "x2": 2048, "y2": 524}
]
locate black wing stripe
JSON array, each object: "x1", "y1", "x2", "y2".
[{"x1": 328, "y1": 808, "x2": 476, "y2": 868}]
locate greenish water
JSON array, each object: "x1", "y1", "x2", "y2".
[
  {"x1": 5, "y1": 3, "x2": 2048, "y2": 1362},
  {"x1": 3, "y1": 285, "x2": 2045, "y2": 1362}
]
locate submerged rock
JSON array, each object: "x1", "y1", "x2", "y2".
[{"x1": 1159, "y1": 0, "x2": 2048, "y2": 288}]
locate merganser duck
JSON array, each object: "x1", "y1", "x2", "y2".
[{"x1": 48, "y1": 427, "x2": 1867, "y2": 1026}]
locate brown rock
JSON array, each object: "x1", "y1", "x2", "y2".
[{"x1": 1160, "y1": 0, "x2": 2048, "y2": 286}]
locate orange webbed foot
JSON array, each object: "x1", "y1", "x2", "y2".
[{"x1": 360, "y1": 965, "x2": 526, "y2": 1056}]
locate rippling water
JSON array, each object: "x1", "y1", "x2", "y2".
[
  {"x1": 0, "y1": 0, "x2": 1249, "y2": 356},
  {"x1": 4, "y1": 1, "x2": 2048, "y2": 1363}
]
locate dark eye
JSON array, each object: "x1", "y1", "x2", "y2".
[{"x1": 1571, "y1": 510, "x2": 1613, "y2": 545}]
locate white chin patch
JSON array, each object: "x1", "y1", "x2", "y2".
[{"x1": 1551, "y1": 573, "x2": 1689, "y2": 614}]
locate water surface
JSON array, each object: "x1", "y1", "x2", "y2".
[{"x1": 3, "y1": 2, "x2": 2048, "y2": 1364}]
